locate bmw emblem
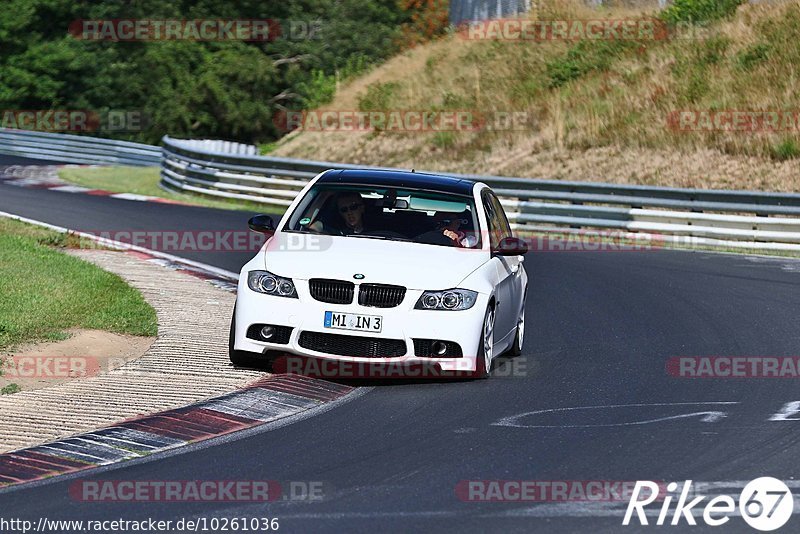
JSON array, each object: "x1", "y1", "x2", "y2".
[{"x1": 353, "y1": 273, "x2": 365, "y2": 280}]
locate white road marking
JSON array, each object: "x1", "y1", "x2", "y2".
[
  {"x1": 492, "y1": 402, "x2": 739, "y2": 428},
  {"x1": 111, "y1": 193, "x2": 156, "y2": 201},
  {"x1": 48, "y1": 185, "x2": 92, "y2": 193}
]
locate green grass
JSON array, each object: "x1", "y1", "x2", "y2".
[
  {"x1": 661, "y1": 0, "x2": 746, "y2": 25},
  {"x1": 259, "y1": 141, "x2": 280, "y2": 154},
  {"x1": 357, "y1": 82, "x2": 401, "y2": 112},
  {"x1": 283, "y1": 0, "x2": 800, "y2": 174},
  {"x1": 58, "y1": 166, "x2": 285, "y2": 215},
  {"x1": 0, "y1": 218, "x2": 158, "y2": 351},
  {"x1": 771, "y1": 139, "x2": 800, "y2": 161},
  {"x1": 546, "y1": 39, "x2": 637, "y2": 89},
  {"x1": 1, "y1": 384, "x2": 21, "y2": 395}
]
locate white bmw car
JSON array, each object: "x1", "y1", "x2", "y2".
[{"x1": 229, "y1": 169, "x2": 528, "y2": 378}]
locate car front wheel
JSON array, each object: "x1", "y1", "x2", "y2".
[
  {"x1": 472, "y1": 305, "x2": 495, "y2": 379},
  {"x1": 508, "y1": 294, "x2": 526, "y2": 357}
]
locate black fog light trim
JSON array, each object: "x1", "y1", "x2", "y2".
[
  {"x1": 412, "y1": 339, "x2": 463, "y2": 358},
  {"x1": 246, "y1": 324, "x2": 293, "y2": 345}
]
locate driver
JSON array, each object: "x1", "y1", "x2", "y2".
[{"x1": 336, "y1": 192, "x2": 367, "y2": 235}]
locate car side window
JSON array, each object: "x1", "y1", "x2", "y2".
[
  {"x1": 489, "y1": 193, "x2": 512, "y2": 239},
  {"x1": 482, "y1": 192, "x2": 502, "y2": 250}
]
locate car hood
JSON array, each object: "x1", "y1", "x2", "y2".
[{"x1": 261, "y1": 234, "x2": 487, "y2": 290}]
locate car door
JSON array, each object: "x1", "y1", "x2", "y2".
[
  {"x1": 482, "y1": 190, "x2": 518, "y2": 344},
  {"x1": 490, "y1": 192, "x2": 525, "y2": 329}
]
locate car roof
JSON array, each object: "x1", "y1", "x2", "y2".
[{"x1": 317, "y1": 169, "x2": 477, "y2": 196}]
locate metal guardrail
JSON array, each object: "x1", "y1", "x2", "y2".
[
  {"x1": 0, "y1": 128, "x2": 161, "y2": 166},
  {"x1": 449, "y1": 0, "x2": 532, "y2": 26},
  {"x1": 167, "y1": 138, "x2": 258, "y2": 156},
  {"x1": 161, "y1": 136, "x2": 800, "y2": 251},
  {"x1": 3, "y1": 129, "x2": 796, "y2": 251}
]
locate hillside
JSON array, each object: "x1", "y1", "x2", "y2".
[{"x1": 271, "y1": 0, "x2": 800, "y2": 191}]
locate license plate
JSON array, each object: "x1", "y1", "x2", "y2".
[{"x1": 324, "y1": 311, "x2": 382, "y2": 333}]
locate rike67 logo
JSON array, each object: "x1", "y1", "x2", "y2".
[{"x1": 623, "y1": 478, "x2": 793, "y2": 531}]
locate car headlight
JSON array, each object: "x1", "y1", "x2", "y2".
[
  {"x1": 248, "y1": 270, "x2": 298, "y2": 298},
  {"x1": 414, "y1": 289, "x2": 477, "y2": 310}
]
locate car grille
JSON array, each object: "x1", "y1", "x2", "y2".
[
  {"x1": 413, "y1": 339, "x2": 463, "y2": 358},
  {"x1": 298, "y1": 331, "x2": 407, "y2": 358},
  {"x1": 309, "y1": 279, "x2": 354, "y2": 304},
  {"x1": 358, "y1": 284, "x2": 406, "y2": 308}
]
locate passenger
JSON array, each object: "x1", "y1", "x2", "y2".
[
  {"x1": 417, "y1": 210, "x2": 478, "y2": 247},
  {"x1": 437, "y1": 211, "x2": 478, "y2": 248}
]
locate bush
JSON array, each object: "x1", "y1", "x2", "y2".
[
  {"x1": 298, "y1": 70, "x2": 337, "y2": 109},
  {"x1": 661, "y1": 0, "x2": 745, "y2": 25},
  {"x1": 736, "y1": 43, "x2": 772, "y2": 70},
  {"x1": 0, "y1": 0, "x2": 411, "y2": 145},
  {"x1": 432, "y1": 131, "x2": 455, "y2": 149},
  {"x1": 546, "y1": 40, "x2": 634, "y2": 89},
  {"x1": 1, "y1": 384, "x2": 21, "y2": 395},
  {"x1": 699, "y1": 36, "x2": 730, "y2": 66},
  {"x1": 358, "y1": 82, "x2": 400, "y2": 111},
  {"x1": 771, "y1": 139, "x2": 800, "y2": 161},
  {"x1": 397, "y1": 0, "x2": 449, "y2": 48}
]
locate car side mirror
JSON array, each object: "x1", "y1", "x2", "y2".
[
  {"x1": 493, "y1": 236, "x2": 528, "y2": 256},
  {"x1": 248, "y1": 214, "x2": 275, "y2": 234}
]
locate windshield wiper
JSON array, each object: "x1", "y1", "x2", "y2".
[
  {"x1": 347, "y1": 234, "x2": 389, "y2": 240},
  {"x1": 347, "y1": 234, "x2": 413, "y2": 242}
]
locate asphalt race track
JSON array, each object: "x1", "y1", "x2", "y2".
[
  {"x1": 0, "y1": 154, "x2": 74, "y2": 165},
  {"x1": 1, "y1": 160, "x2": 800, "y2": 533}
]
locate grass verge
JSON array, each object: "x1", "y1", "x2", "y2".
[
  {"x1": 272, "y1": 0, "x2": 800, "y2": 191},
  {"x1": 0, "y1": 217, "x2": 158, "y2": 352},
  {"x1": 58, "y1": 166, "x2": 285, "y2": 215}
]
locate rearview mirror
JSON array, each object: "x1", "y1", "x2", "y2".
[
  {"x1": 248, "y1": 214, "x2": 275, "y2": 234},
  {"x1": 493, "y1": 236, "x2": 528, "y2": 256}
]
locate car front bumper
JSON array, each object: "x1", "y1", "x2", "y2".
[{"x1": 233, "y1": 277, "x2": 488, "y2": 374}]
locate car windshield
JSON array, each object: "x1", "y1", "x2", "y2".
[{"x1": 283, "y1": 184, "x2": 482, "y2": 248}]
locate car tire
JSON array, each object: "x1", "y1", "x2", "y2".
[
  {"x1": 228, "y1": 307, "x2": 260, "y2": 368},
  {"x1": 508, "y1": 294, "x2": 526, "y2": 357},
  {"x1": 471, "y1": 305, "x2": 495, "y2": 379}
]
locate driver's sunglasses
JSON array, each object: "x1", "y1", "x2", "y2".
[
  {"x1": 339, "y1": 203, "x2": 363, "y2": 213},
  {"x1": 440, "y1": 218, "x2": 469, "y2": 225}
]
